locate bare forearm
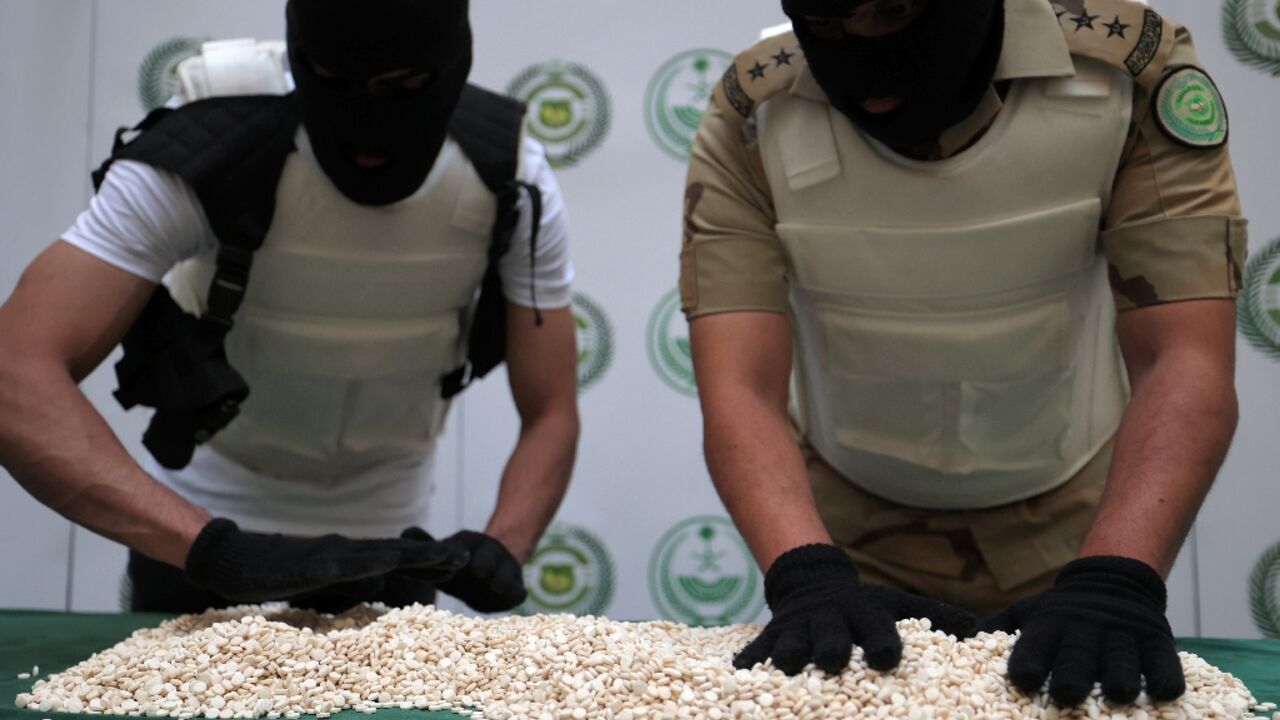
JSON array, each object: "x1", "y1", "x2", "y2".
[
  {"x1": 1079, "y1": 355, "x2": 1237, "y2": 576},
  {"x1": 484, "y1": 410, "x2": 578, "y2": 562},
  {"x1": 704, "y1": 392, "x2": 831, "y2": 571},
  {"x1": 0, "y1": 359, "x2": 208, "y2": 567}
]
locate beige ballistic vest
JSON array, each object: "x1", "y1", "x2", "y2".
[
  {"x1": 759, "y1": 58, "x2": 1133, "y2": 509},
  {"x1": 167, "y1": 44, "x2": 496, "y2": 479},
  {"x1": 169, "y1": 142, "x2": 494, "y2": 480}
]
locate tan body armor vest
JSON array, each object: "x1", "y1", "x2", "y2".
[
  {"x1": 168, "y1": 137, "x2": 495, "y2": 480},
  {"x1": 759, "y1": 58, "x2": 1133, "y2": 509}
]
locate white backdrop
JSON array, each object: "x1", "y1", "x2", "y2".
[{"x1": 1, "y1": 0, "x2": 1277, "y2": 638}]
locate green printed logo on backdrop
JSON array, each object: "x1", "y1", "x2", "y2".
[
  {"x1": 647, "y1": 289, "x2": 697, "y2": 397},
  {"x1": 572, "y1": 292, "x2": 614, "y2": 392},
  {"x1": 1249, "y1": 541, "x2": 1280, "y2": 638},
  {"x1": 138, "y1": 37, "x2": 206, "y2": 111},
  {"x1": 649, "y1": 516, "x2": 764, "y2": 626},
  {"x1": 518, "y1": 524, "x2": 615, "y2": 617},
  {"x1": 1224, "y1": 0, "x2": 1280, "y2": 75},
  {"x1": 1238, "y1": 237, "x2": 1280, "y2": 360},
  {"x1": 644, "y1": 49, "x2": 733, "y2": 161},
  {"x1": 506, "y1": 61, "x2": 611, "y2": 169}
]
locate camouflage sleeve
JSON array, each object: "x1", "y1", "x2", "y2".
[
  {"x1": 679, "y1": 96, "x2": 788, "y2": 319},
  {"x1": 1102, "y1": 24, "x2": 1248, "y2": 311}
]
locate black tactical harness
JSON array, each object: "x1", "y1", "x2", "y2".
[{"x1": 94, "y1": 86, "x2": 538, "y2": 470}]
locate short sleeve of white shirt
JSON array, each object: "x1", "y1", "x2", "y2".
[
  {"x1": 63, "y1": 134, "x2": 574, "y2": 307},
  {"x1": 63, "y1": 160, "x2": 216, "y2": 283}
]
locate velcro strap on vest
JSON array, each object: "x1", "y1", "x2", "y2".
[
  {"x1": 780, "y1": 100, "x2": 841, "y2": 191},
  {"x1": 440, "y1": 179, "x2": 542, "y2": 399}
]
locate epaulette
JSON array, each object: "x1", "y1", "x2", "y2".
[
  {"x1": 712, "y1": 30, "x2": 806, "y2": 121},
  {"x1": 1053, "y1": 0, "x2": 1177, "y2": 94}
]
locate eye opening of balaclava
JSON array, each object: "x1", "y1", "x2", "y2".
[
  {"x1": 782, "y1": 0, "x2": 1005, "y2": 152},
  {"x1": 286, "y1": 0, "x2": 473, "y2": 206}
]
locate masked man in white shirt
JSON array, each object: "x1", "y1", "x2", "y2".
[{"x1": 0, "y1": 0, "x2": 580, "y2": 615}]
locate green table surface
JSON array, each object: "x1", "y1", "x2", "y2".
[{"x1": 1, "y1": 611, "x2": 1276, "y2": 719}]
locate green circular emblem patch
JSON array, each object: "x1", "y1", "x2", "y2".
[
  {"x1": 1238, "y1": 236, "x2": 1280, "y2": 361},
  {"x1": 648, "y1": 516, "x2": 764, "y2": 626},
  {"x1": 506, "y1": 61, "x2": 611, "y2": 169},
  {"x1": 1223, "y1": 0, "x2": 1280, "y2": 76},
  {"x1": 646, "y1": 289, "x2": 697, "y2": 397},
  {"x1": 1154, "y1": 66, "x2": 1228, "y2": 149},
  {"x1": 519, "y1": 524, "x2": 615, "y2": 617},
  {"x1": 644, "y1": 49, "x2": 733, "y2": 161},
  {"x1": 1249, "y1": 540, "x2": 1280, "y2": 638},
  {"x1": 572, "y1": 292, "x2": 614, "y2": 392},
  {"x1": 138, "y1": 36, "x2": 206, "y2": 111}
]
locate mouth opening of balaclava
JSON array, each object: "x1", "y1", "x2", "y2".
[
  {"x1": 782, "y1": 0, "x2": 1005, "y2": 151},
  {"x1": 286, "y1": 0, "x2": 472, "y2": 206}
]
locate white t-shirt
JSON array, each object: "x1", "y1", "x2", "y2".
[{"x1": 63, "y1": 127, "x2": 574, "y2": 536}]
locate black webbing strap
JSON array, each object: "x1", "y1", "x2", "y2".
[
  {"x1": 439, "y1": 84, "x2": 536, "y2": 398},
  {"x1": 100, "y1": 95, "x2": 299, "y2": 468},
  {"x1": 440, "y1": 178, "x2": 544, "y2": 398}
]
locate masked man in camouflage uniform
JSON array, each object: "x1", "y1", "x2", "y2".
[{"x1": 682, "y1": 0, "x2": 1246, "y2": 705}]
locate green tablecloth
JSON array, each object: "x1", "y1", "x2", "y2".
[{"x1": 1, "y1": 611, "x2": 1276, "y2": 719}]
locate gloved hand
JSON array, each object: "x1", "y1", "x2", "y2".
[
  {"x1": 402, "y1": 528, "x2": 528, "y2": 613},
  {"x1": 980, "y1": 556, "x2": 1184, "y2": 706},
  {"x1": 734, "y1": 544, "x2": 978, "y2": 675},
  {"x1": 183, "y1": 518, "x2": 468, "y2": 603}
]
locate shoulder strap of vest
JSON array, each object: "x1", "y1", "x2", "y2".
[
  {"x1": 441, "y1": 84, "x2": 541, "y2": 399},
  {"x1": 96, "y1": 94, "x2": 298, "y2": 250},
  {"x1": 97, "y1": 95, "x2": 297, "y2": 469},
  {"x1": 95, "y1": 94, "x2": 299, "y2": 327},
  {"x1": 449, "y1": 84, "x2": 526, "y2": 193}
]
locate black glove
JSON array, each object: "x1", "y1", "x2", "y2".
[
  {"x1": 184, "y1": 518, "x2": 469, "y2": 603},
  {"x1": 402, "y1": 528, "x2": 527, "y2": 613},
  {"x1": 979, "y1": 556, "x2": 1184, "y2": 706},
  {"x1": 734, "y1": 544, "x2": 978, "y2": 675}
]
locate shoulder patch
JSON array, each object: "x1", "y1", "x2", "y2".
[
  {"x1": 713, "y1": 32, "x2": 804, "y2": 120},
  {"x1": 1055, "y1": 0, "x2": 1174, "y2": 92},
  {"x1": 1153, "y1": 66, "x2": 1229, "y2": 148}
]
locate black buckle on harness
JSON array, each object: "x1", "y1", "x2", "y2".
[{"x1": 204, "y1": 245, "x2": 254, "y2": 330}]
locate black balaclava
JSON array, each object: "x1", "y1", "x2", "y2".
[
  {"x1": 782, "y1": 0, "x2": 1005, "y2": 150},
  {"x1": 286, "y1": 0, "x2": 472, "y2": 206}
]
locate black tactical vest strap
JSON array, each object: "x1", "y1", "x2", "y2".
[
  {"x1": 97, "y1": 95, "x2": 299, "y2": 468},
  {"x1": 441, "y1": 84, "x2": 538, "y2": 399},
  {"x1": 95, "y1": 95, "x2": 299, "y2": 251},
  {"x1": 101, "y1": 87, "x2": 530, "y2": 467}
]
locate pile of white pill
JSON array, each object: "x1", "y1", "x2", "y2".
[{"x1": 14, "y1": 604, "x2": 1271, "y2": 719}]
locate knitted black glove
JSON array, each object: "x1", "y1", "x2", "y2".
[
  {"x1": 734, "y1": 544, "x2": 978, "y2": 675},
  {"x1": 184, "y1": 518, "x2": 468, "y2": 603},
  {"x1": 402, "y1": 528, "x2": 527, "y2": 613},
  {"x1": 980, "y1": 556, "x2": 1184, "y2": 706}
]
